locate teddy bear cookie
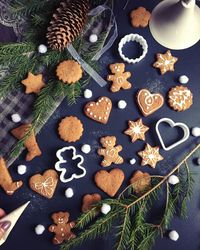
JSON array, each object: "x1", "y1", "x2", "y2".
[
  {"x1": 49, "y1": 211, "x2": 76, "y2": 245},
  {"x1": 130, "y1": 7, "x2": 151, "y2": 28},
  {"x1": 168, "y1": 86, "x2": 193, "y2": 111},
  {"x1": 82, "y1": 193, "x2": 102, "y2": 213},
  {"x1": 11, "y1": 123, "x2": 42, "y2": 161},
  {"x1": 107, "y1": 63, "x2": 132, "y2": 92},
  {"x1": 97, "y1": 136, "x2": 124, "y2": 167},
  {"x1": 0, "y1": 157, "x2": 23, "y2": 195}
]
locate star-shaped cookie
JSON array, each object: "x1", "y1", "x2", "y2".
[
  {"x1": 153, "y1": 50, "x2": 178, "y2": 75},
  {"x1": 124, "y1": 119, "x2": 149, "y2": 143},
  {"x1": 138, "y1": 143, "x2": 163, "y2": 168},
  {"x1": 21, "y1": 72, "x2": 45, "y2": 94}
]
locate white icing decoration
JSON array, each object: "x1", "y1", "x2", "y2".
[{"x1": 34, "y1": 177, "x2": 54, "y2": 196}]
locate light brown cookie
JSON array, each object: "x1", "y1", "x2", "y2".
[
  {"x1": 137, "y1": 89, "x2": 164, "y2": 117},
  {"x1": 153, "y1": 50, "x2": 178, "y2": 75},
  {"x1": 82, "y1": 193, "x2": 102, "y2": 213},
  {"x1": 130, "y1": 170, "x2": 151, "y2": 194},
  {"x1": 0, "y1": 157, "x2": 23, "y2": 195},
  {"x1": 138, "y1": 143, "x2": 163, "y2": 168},
  {"x1": 29, "y1": 169, "x2": 58, "y2": 199},
  {"x1": 130, "y1": 7, "x2": 151, "y2": 28},
  {"x1": 168, "y1": 85, "x2": 193, "y2": 111},
  {"x1": 107, "y1": 63, "x2": 132, "y2": 92},
  {"x1": 124, "y1": 118, "x2": 149, "y2": 143},
  {"x1": 84, "y1": 97, "x2": 112, "y2": 124},
  {"x1": 98, "y1": 136, "x2": 124, "y2": 167},
  {"x1": 56, "y1": 60, "x2": 83, "y2": 84},
  {"x1": 11, "y1": 123, "x2": 42, "y2": 161},
  {"x1": 94, "y1": 168, "x2": 125, "y2": 197},
  {"x1": 21, "y1": 72, "x2": 45, "y2": 94},
  {"x1": 49, "y1": 211, "x2": 76, "y2": 245},
  {"x1": 58, "y1": 116, "x2": 84, "y2": 142}
]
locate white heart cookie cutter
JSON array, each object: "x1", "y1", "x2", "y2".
[
  {"x1": 155, "y1": 118, "x2": 190, "y2": 151},
  {"x1": 55, "y1": 146, "x2": 86, "y2": 183}
]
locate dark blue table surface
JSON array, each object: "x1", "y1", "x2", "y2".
[{"x1": 1, "y1": 0, "x2": 200, "y2": 249}]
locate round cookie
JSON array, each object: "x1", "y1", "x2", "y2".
[
  {"x1": 168, "y1": 86, "x2": 193, "y2": 111},
  {"x1": 58, "y1": 116, "x2": 84, "y2": 142},
  {"x1": 56, "y1": 60, "x2": 83, "y2": 84}
]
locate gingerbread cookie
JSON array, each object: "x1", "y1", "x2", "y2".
[
  {"x1": 168, "y1": 85, "x2": 193, "y2": 112},
  {"x1": 49, "y1": 211, "x2": 76, "y2": 244},
  {"x1": 21, "y1": 72, "x2": 45, "y2": 94},
  {"x1": 11, "y1": 123, "x2": 42, "y2": 161},
  {"x1": 130, "y1": 7, "x2": 151, "y2": 28},
  {"x1": 29, "y1": 169, "x2": 58, "y2": 199},
  {"x1": 56, "y1": 60, "x2": 83, "y2": 84},
  {"x1": 58, "y1": 116, "x2": 84, "y2": 142},
  {"x1": 130, "y1": 170, "x2": 151, "y2": 194},
  {"x1": 138, "y1": 143, "x2": 163, "y2": 168},
  {"x1": 98, "y1": 136, "x2": 124, "y2": 167},
  {"x1": 153, "y1": 50, "x2": 178, "y2": 75},
  {"x1": 82, "y1": 193, "x2": 102, "y2": 213},
  {"x1": 0, "y1": 157, "x2": 23, "y2": 195},
  {"x1": 84, "y1": 97, "x2": 112, "y2": 124},
  {"x1": 107, "y1": 63, "x2": 132, "y2": 92},
  {"x1": 137, "y1": 89, "x2": 164, "y2": 117},
  {"x1": 94, "y1": 168, "x2": 125, "y2": 197},
  {"x1": 124, "y1": 118, "x2": 149, "y2": 143}
]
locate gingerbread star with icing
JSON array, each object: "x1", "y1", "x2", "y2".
[
  {"x1": 138, "y1": 143, "x2": 163, "y2": 168},
  {"x1": 21, "y1": 72, "x2": 45, "y2": 94},
  {"x1": 153, "y1": 50, "x2": 178, "y2": 75},
  {"x1": 124, "y1": 119, "x2": 149, "y2": 143}
]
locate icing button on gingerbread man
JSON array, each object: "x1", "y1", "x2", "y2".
[
  {"x1": 107, "y1": 63, "x2": 132, "y2": 92},
  {"x1": 49, "y1": 212, "x2": 76, "y2": 245},
  {"x1": 98, "y1": 136, "x2": 124, "y2": 167}
]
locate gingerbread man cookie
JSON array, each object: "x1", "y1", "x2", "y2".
[
  {"x1": 107, "y1": 63, "x2": 132, "y2": 92},
  {"x1": 97, "y1": 136, "x2": 124, "y2": 167},
  {"x1": 49, "y1": 212, "x2": 76, "y2": 245}
]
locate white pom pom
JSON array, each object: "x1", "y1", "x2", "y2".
[
  {"x1": 118, "y1": 100, "x2": 127, "y2": 109},
  {"x1": 169, "y1": 230, "x2": 179, "y2": 241},
  {"x1": 168, "y1": 175, "x2": 179, "y2": 185},
  {"x1": 191, "y1": 127, "x2": 200, "y2": 137},
  {"x1": 196, "y1": 157, "x2": 200, "y2": 166},
  {"x1": 11, "y1": 113, "x2": 21, "y2": 123},
  {"x1": 38, "y1": 44, "x2": 47, "y2": 54},
  {"x1": 84, "y1": 89, "x2": 93, "y2": 99},
  {"x1": 65, "y1": 188, "x2": 74, "y2": 198},
  {"x1": 89, "y1": 34, "x2": 98, "y2": 43},
  {"x1": 17, "y1": 165, "x2": 27, "y2": 175},
  {"x1": 35, "y1": 224, "x2": 45, "y2": 235},
  {"x1": 129, "y1": 158, "x2": 136, "y2": 165},
  {"x1": 101, "y1": 204, "x2": 111, "y2": 215},
  {"x1": 179, "y1": 75, "x2": 189, "y2": 84},
  {"x1": 81, "y1": 144, "x2": 91, "y2": 154}
]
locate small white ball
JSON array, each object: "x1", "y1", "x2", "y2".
[
  {"x1": 65, "y1": 188, "x2": 74, "y2": 198},
  {"x1": 101, "y1": 203, "x2": 111, "y2": 215},
  {"x1": 38, "y1": 44, "x2": 47, "y2": 54},
  {"x1": 168, "y1": 175, "x2": 179, "y2": 185},
  {"x1": 169, "y1": 230, "x2": 179, "y2": 241},
  {"x1": 89, "y1": 34, "x2": 98, "y2": 43},
  {"x1": 35, "y1": 224, "x2": 45, "y2": 235},
  {"x1": 196, "y1": 157, "x2": 200, "y2": 166},
  {"x1": 81, "y1": 144, "x2": 91, "y2": 154},
  {"x1": 17, "y1": 165, "x2": 27, "y2": 175},
  {"x1": 191, "y1": 127, "x2": 200, "y2": 137},
  {"x1": 84, "y1": 89, "x2": 93, "y2": 99},
  {"x1": 179, "y1": 75, "x2": 189, "y2": 84},
  {"x1": 118, "y1": 100, "x2": 127, "y2": 109},
  {"x1": 11, "y1": 113, "x2": 21, "y2": 123},
  {"x1": 129, "y1": 158, "x2": 136, "y2": 165}
]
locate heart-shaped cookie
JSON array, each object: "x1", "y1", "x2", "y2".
[
  {"x1": 137, "y1": 89, "x2": 164, "y2": 117},
  {"x1": 29, "y1": 169, "x2": 58, "y2": 199},
  {"x1": 94, "y1": 168, "x2": 124, "y2": 197},
  {"x1": 84, "y1": 97, "x2": 112, "y2": 124}
]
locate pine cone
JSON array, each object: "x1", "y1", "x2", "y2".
[{"x1": 46, "y1": 0, "x2": 90, "y2": 51}]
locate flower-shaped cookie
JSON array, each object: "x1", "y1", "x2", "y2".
[{"x1": 130, "y1": 7, "x2": 151, "y2": 28}]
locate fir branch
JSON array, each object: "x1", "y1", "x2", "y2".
[{"x1": 75, "y1": 207, "x2": 99, "y2": 230}]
